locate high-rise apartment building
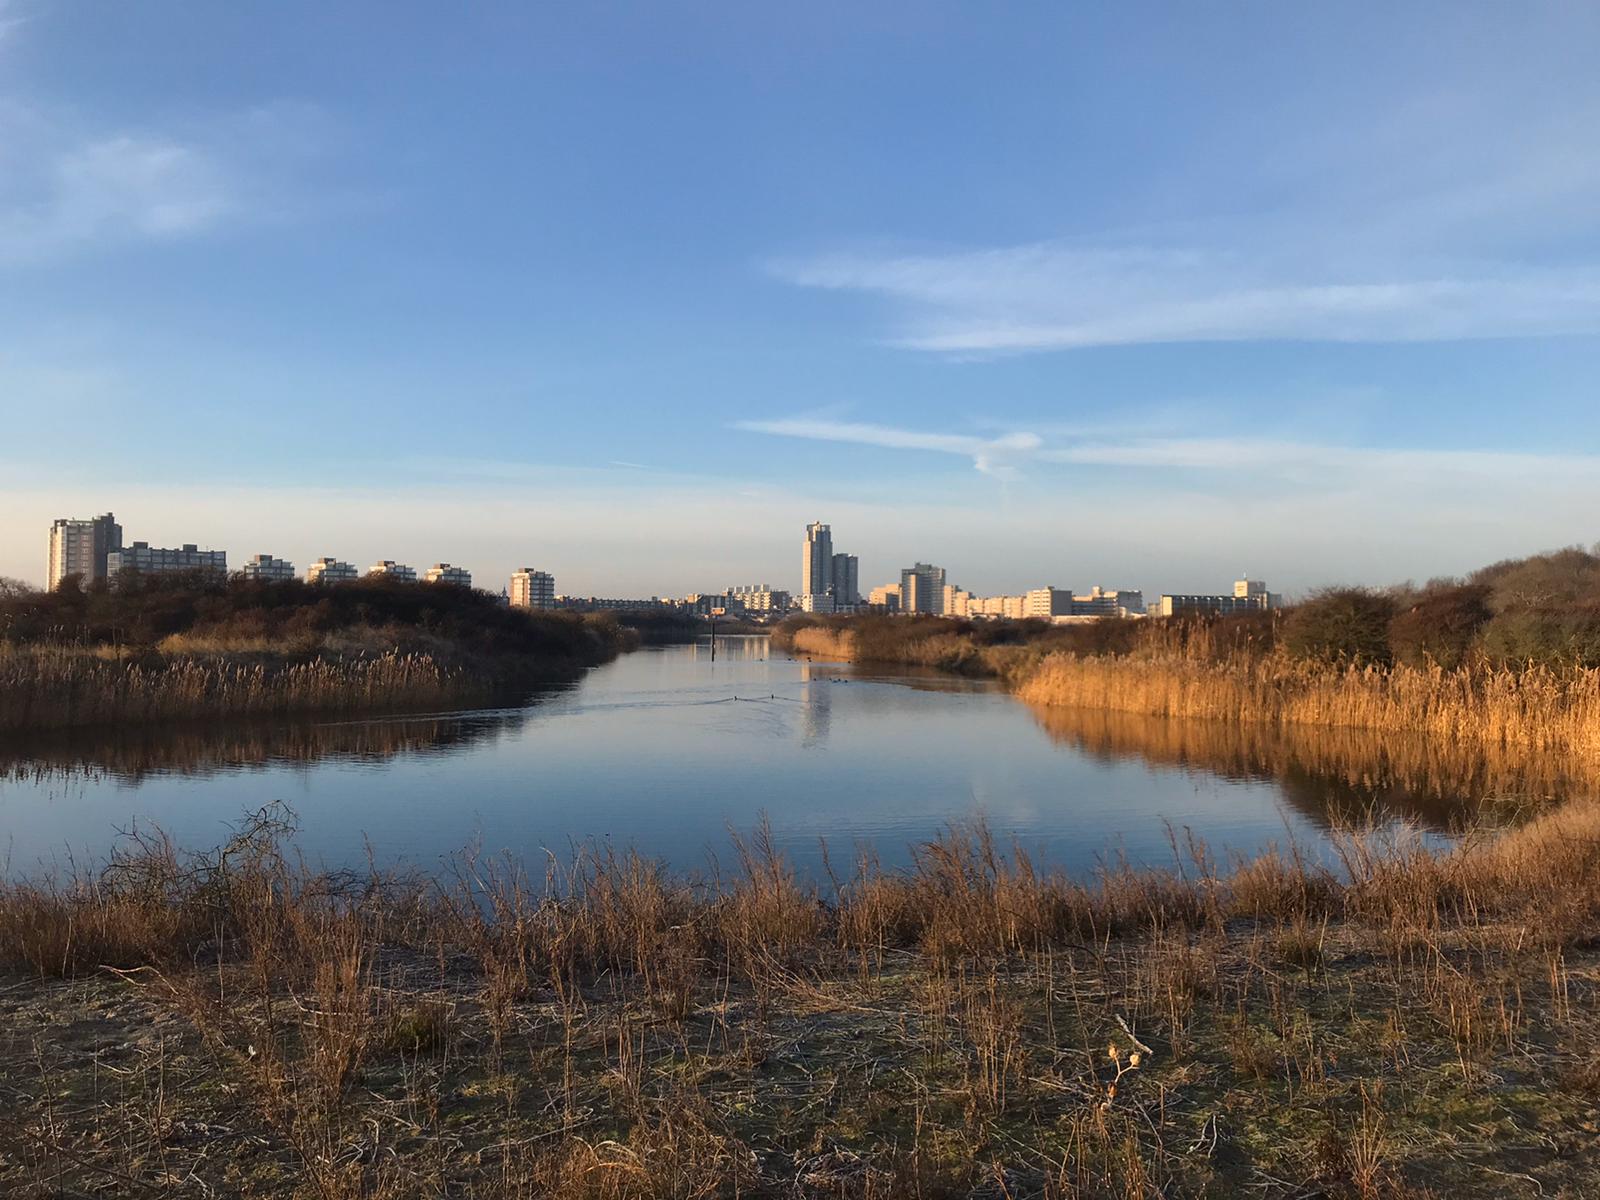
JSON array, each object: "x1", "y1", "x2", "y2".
[
  {"x1": 424, "y1": 563, "x2": 472, "y2": 587},
  {"x1": 241, "y1": 554, "x2": 296, "y2": 581},
  {"x1": 107, "y1": 542, "x2": 227, "y2": 576},
  {"x1": 801, "y1": 521, "x2": 834, "y2": 613},
  {"x1": 307, "y1": 557, "x2": 358, "y2": 584},
  {"x1": 47, "y1": 512, "x2": 122, "y2": 590},
  {"x1": 509, "y1": 568, "x2": 555, "y2": 610},
  {"x1": 368, "y1": 560, "x2": 418, "y2": 583},
  {"x1": 830, "y1": 553, "x2": 860, "y2": 610},
  {"x1": 900, "y1": 563, "x2": 947, "y2": 614}
]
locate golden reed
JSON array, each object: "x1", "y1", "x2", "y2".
[
  {"x1": 0, "y1": 647, "x2": 482, "y2": 732},
  {"x1": 1015, "y1": 653, "x2": 1600, "y2": 758},
  {"x1": 787, "y1": 621, "x2": 1600, "y2": 761}
]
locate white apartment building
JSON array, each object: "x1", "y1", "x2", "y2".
[
  {"x1": 47, "y1": 512, "x2": 122, "y2": 590},
  {"x1": 107, "y1": 542, "x2": 227, "y2": 576},
  {"x1": 1156, "y1": 579, "x2": 1283, "y2": 617},
  {"x1": 368, "y1": 560, "x2": 418, "y2": 583},
  {"x1": 1024, "y1": 587, "x2": 1072, "y2": 618},
  {"x1": 729, "y1": 584, "x2": 791, "y2": 612},
  {"x1": 1072, "y1": 587, "x2": 1145, "y2": 617},
  {"x1": 867, "y1": 583, "x2": 901, "y2": 612},
  {"x1": 306, "y1": 557, "x2": 358, "y2": 584},
  {"x1": 424, "y1": 563, "x2": 472, "y2": 587},
  {"x1": 241, "y1": 554, "x2": 296, "y2": 582},
  {"x1": 509, "y1": 568, "x2": 556, "y2": 610}
]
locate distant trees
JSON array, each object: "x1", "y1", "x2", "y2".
[
  {"x1": 1387, "y1": 583, "x2": 1493, "y2": 668},
  {"x1": 1283, "y1": 588, "x2": 1397, "y2": 665},
  {"x1": 0, "y1": 573, "x2": 615, "y2": 662}
]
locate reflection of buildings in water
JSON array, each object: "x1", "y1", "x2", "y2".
[
  {"x1": 797, "y1": 660, "x2": 833, "y2": 747},
  {"x1": 687, "y1": 635, "x2": 771, "y2": 664},
  {"x1": 1025, "y1": 704, "x2": 1578, "y2": 833},
  {"x1": 0, "y1": 683, "x2": 566, "y2": 784}
]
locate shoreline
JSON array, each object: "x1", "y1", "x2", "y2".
[
  {"x1": 774, "y1": 617, "x2": 1600, "y2": 762},
  {"x1": 2, "y1": 805, "x2": 1597, "y2": 1196}
]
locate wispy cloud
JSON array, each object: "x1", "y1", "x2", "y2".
[
  {"x1": 734, "y1": 417, "x2": 1042, "y2": 479},
  {"x1": 738, "y1": 415, "x2": 1600, "y2": 488},
  {"x1": 0, "y1": 93, "x2": 336, "y2": 265},
  {"x1": 771, "y1": 243, "x2": 1600, "y2": 353}
]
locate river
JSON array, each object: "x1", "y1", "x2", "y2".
[{"x1": 1, "y1": 636, "x2": 1542, "y2": 880}]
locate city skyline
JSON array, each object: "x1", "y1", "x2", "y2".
[
  {"x1": 4, "y1": 5, "x2": 1600, "y2": 591},
  {"x1": 30, "y1": 506, "x2": 1281, "y2": 620}
]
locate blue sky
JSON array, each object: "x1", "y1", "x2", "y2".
[{"x1": 3, "y1": 2, "x2": 1600, "y2": 596}]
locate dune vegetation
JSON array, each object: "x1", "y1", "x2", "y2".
[{"x1": 2, "y1": 803, "x2": 1599, "y2": 1197}]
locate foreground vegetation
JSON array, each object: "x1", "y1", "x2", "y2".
[
  {"x1": 1, "y1": 804, "x2": 1598, "y2": 1197},
  {"x1": 775, "y1": 546, "x2": 1600, "y2": 763},
  {"x1": 0, "y1": 575, "x2": 639, "y2": 731}
]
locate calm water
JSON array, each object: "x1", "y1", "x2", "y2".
[{"x1": 1, "y1": 637, "x2": 1532, "y2": 880}]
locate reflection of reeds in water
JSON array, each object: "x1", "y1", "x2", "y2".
[
  {"x1": 0, "y1": 649, "x2": 492, "y2": 733},
  {"x1": 0, "y1": 700, "x2": 544, "y2": 784},
  {"x1": 1025, "y1": 703, "x2": 1582, "y2": 831}
]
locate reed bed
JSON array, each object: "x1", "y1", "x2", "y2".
[
  {"x1": 0, "y1": 646, "x2": 491, "y2": 732},
  {"x1": 3, "y1": 805, "x2": 1599, "y2": 1196},
  {"x1": 784, "y1": 615, "x2": 1600, "y2": 763},
  {"x1": 1016, "y1": 653, "x2": 1600, "y2": 758}
]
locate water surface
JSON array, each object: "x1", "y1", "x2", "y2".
[{"x1": 0, "y1": 638, "x2": 1542, "y2": 880}]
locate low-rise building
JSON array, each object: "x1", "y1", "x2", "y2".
[
  {"x1": 866, "y1": 583, "x2": 901, "y2": 612},
  {"x1": 424, "y1": 563, "x2": 472, "y2": 587},
  {"x1": 509, "y1": 568, "x2": 555, "y2": 610},
  {"x1": 240, "y1": 554, "x2": 296, "y2": 582},
  {"x1": 729, "y1": 584, "x2": 791, "y2": 612},
  {"x1": 368, "y1": 560, "x2": 418, "y2": 583},
  {"x1": 1156, "y1": 579, "x2": 1282, "y2": 617},
  {"x1": 1024, "y1": 587, "x2": 1072, "y2": 618},
  {"x1": 307, "y1": 557, "x2": 358, "y2": 584},
  {"x1": 556, "y1": 596, "x2": 671, "y2": 612},
  {"x1": 107, "y1": 541, "x2": 227, "y2": 576},
  {"x1": 1070, "y1": 587, "x2": 1146, "y2": 618}
]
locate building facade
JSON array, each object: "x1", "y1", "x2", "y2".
[
  {"x1": 556, "y1": 596, "x2": 670, "y2": 612},
  {"x1": 830, "y1": 553, "x2": 860, "y2": 610},
  {"x1": 1074, "y1": 587, "x2": 1145, "y2": 617},
  {"x1": 900, "y1": 563, "x2": 947, "y2": 614},
  {"x1": 368, "y1": 560, "x2": 418, "y2": 583},
  {"x1": 48, "y1": 512, "x2": 122, "y2": 590},
  {"x1": 728, "y1": 584, "x2": 791, "y2": 612},
  {"x1": 866, "y1": 583, "x2": 901, "y2": 612},
  {"x1": 1156, "y1": 579, "x2": 1282, "y2": 617},
  {"x1": 240, "y1": 554, "x2": 296, "y2": 582},
  {"x1": 801, "y1": 521, "x2": 834, "y2": 613},
  {"x1": 424, "y1": 563, "x2": 472, "y2": 587},
  {"x1": 306, "y1": 557, "x2": 358, "y2": 584},
  {"x1": 107, "y1": 542, "x2": 227, "y2": 576},
  {"x1": 509, "y1": 568, "x2": 556, "y2": 610}
]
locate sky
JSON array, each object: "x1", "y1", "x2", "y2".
[{"x1": 3, "y1": 2, "x2": 1600, "y2": 598}]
